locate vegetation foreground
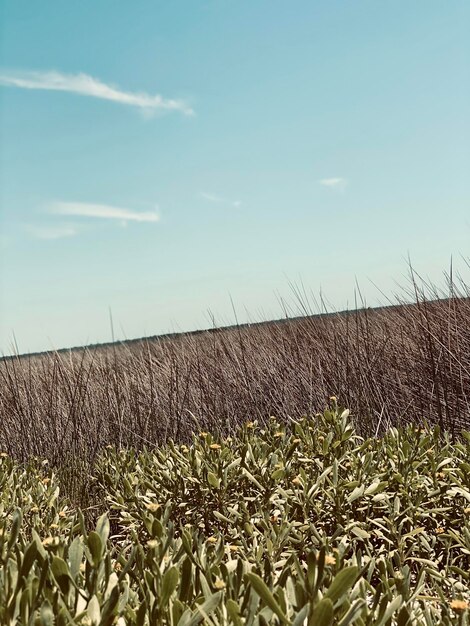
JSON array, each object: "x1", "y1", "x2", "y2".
[{"x1": 1, "y1": 401, "x2": 470, "y2": 625}]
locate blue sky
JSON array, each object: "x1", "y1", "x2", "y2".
[{"x1": 0, "y1": 1, "x2": 469, "y2": 354}]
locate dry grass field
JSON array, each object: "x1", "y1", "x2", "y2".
[{"x1": 1, "y1": 267, "x2": 469, "y2": 505}]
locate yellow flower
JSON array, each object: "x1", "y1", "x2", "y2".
[
  {"x1": 0, "y1": 452, "x2": 8, "y2": 458},
  {"x1": 274, "y1": 431, "x2": 284, "y2": 438},
  {"x1": 214, "y1": 578, "x2": 226, "y2": 589},
  {"x1": 113, "y1": 562, "x2": 122, "y2": 572},
  {"x1": 199, "y1": 432, "x2": 208, "y2": 438},
  {"x1": 207, "y1": 536, "x2": 218, "y2": 544},
  {"x1": 246, "y1": 422, "x2": 255, "y2": 429},
  {"x1": 450, "y1": 599, "x2": 469, "y2": 611},
  {"x1": 228, "y1": 545, "x2": 239, "y2": 552},
  {"x1": 292, "y1": 438, "x2": 301, "y2": 444},
  {"x1": 58, "y1": 510, "x2": 67, "y2": 518},
  {"x1": 42, "y1": 478, "x2": 51, "y2": 485},
  {"x1": 30, "y1": 506, "x2": 39, "y2": 513},
  {"x1": 324, "y1": 555, "x2": 336, "y2": 565},
  {"x1": 291, "y1": 476, "x2": 302, "y2": 486},
  {"x1": 209, "y1": 443, "x2": 221, "y2": 450},
  {"x1": 435, "y1": 527, "x2": 445, "y2": 534},
  {"x1": 42, "y1": 536, "x2": 58, "y2": 548},
  {"x1": 147, "y1": 540, "x2": 159, "y2": 549},
  {"x1": 464, "y1": 507, "x2": 470, "y2": 514},
  {"x1": 329, "y1": 396, "x2": 337, "y2": 403},
  {"x1": 145, "y1": 502, "x2": 161, "y2": 513}
]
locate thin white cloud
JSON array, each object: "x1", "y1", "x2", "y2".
[
  {"x1": 319, "y1": 177, "x2": 347, "y2": 190},
  {"x1": 200, "y1": 192, "x2": 241, "y2": 208},
  {"x1": 0, "y1": 70, "x2": 194, "y2": 115},
  {"x1": 49, "y1": 202, "x2": 160, "y2": 223},
  {"x1": 201, "y1": 192, "x2": 224, "y2": 203},
  {"x1": 28, "y1": 225, "x2": 78, "y2": 240}
]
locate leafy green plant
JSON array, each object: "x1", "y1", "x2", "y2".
[{"x1": 1, "y1": 402, "x2": 470, "y2": 624}]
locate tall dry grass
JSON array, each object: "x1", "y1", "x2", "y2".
[{"x1": 1, "y1": 264, "x2": 469, "y2": 503}]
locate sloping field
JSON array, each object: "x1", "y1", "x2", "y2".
[{"x1": 1, "y1": 274, "x2": 470, "y2": 503}]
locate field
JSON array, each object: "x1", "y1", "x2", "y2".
[
  {"x1": 1, "y1": 403, "x2": 470, "y2": 624},
  {"x1": 1, "y1": 270, "x2": 470, "y2": 623}
]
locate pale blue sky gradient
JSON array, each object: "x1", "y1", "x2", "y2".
[{"x1": 1, "y1": 1, "x2": 469, "y2": 354}]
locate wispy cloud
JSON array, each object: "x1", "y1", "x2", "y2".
[
  {"x1": 49, "y1": 202, "x2": 160, "y2": 223},
  {"x1": 201, "y1": 192, "x2": 224, "y2": 203},
  {"x1": 0, "y1": 70, "x2": 194, "y2": 115},
  {"x1": 28, "y1": 225, "x2": 78, "y2": 240},
  {"x1": 318, "y1": 177, "x2": 347, "y2": 190},
  {"x1": 200, "y1": 192, "x2": 241, "y2": 208}
]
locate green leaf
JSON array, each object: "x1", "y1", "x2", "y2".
[
  {"x1": 40, "y1": 600, "x2": 55, "y2": 626},
  {"x1": 68, "y1": 536, "x2": 84, "y2": 581},
  {"x1": 179, "y1": 557, "x2": 193, "y2": 602},
  {"x1": 87, "y1": 531, "x2": 103, "y2": 566},
  {"x1": 208, "y1": 472, "x2": 220, "y2": 489},
  {"x1": 20, "y1": 540, "x2": 38, "y2": 578},
  {"x1": 374, "y1": 595, "x2": 403, "y2": 626},
  {"x1": 51, "y1": 556, "x2": 71, "y2": 595},
  {"x1": 87, "y1": 594, "x2": 101, "y2": 625},
  {"x1": 324, "y1": 566, "x2": 359, "y2": 604},
  {"x1": 350, "y1": 526, "x2": 370, "y2": 540},
  {"x1": 245, "y1": 573, "x2": 288, "y2": 624},
  {"x1": 136, "y1": 601, "x2": 147, "y2": 626},
  {"x1": 161, "y1": 566, "x2": 179, "y2": 607},
  {"x1": 7, "y1": 508, "x2": 22, "y2": 550},
  {"x1": 292, "y1": 605, "x2": 310, "y2": 626},
  {"x1": 101, "y1": 585, "x2": 120, "y2": 624},
  {"x1": 95, "y1": 513, "x2": 110, "y2": 545},
  {"x1": 187, "y1": 591, "x2": 223, "y2": 626},
  {"x1": 310, "y1": 598, "x2": 334, "y2": 626},
  {"x1": 347, "y1": 485, "x2": 365, "y2": 503},
  {"x1": 226, "y1": 599, "x2": 243, "y2": 626},
  {"x1": 338, "y1": 599, "x2": 366, "y2": 626},
  {"x1": 241, "y1": 468, "x2": 264, "y2": 491},
  {"x1": 271, "y1": 469, "x2": 285, "y2": 480}
]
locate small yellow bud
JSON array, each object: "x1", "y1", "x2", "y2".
[
  {"x1": 214, "y1": 578, "x2": 226, "y2": 589},
  {"x1": 145, "y1": 502, "x2": 160, "y2": 512}
]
